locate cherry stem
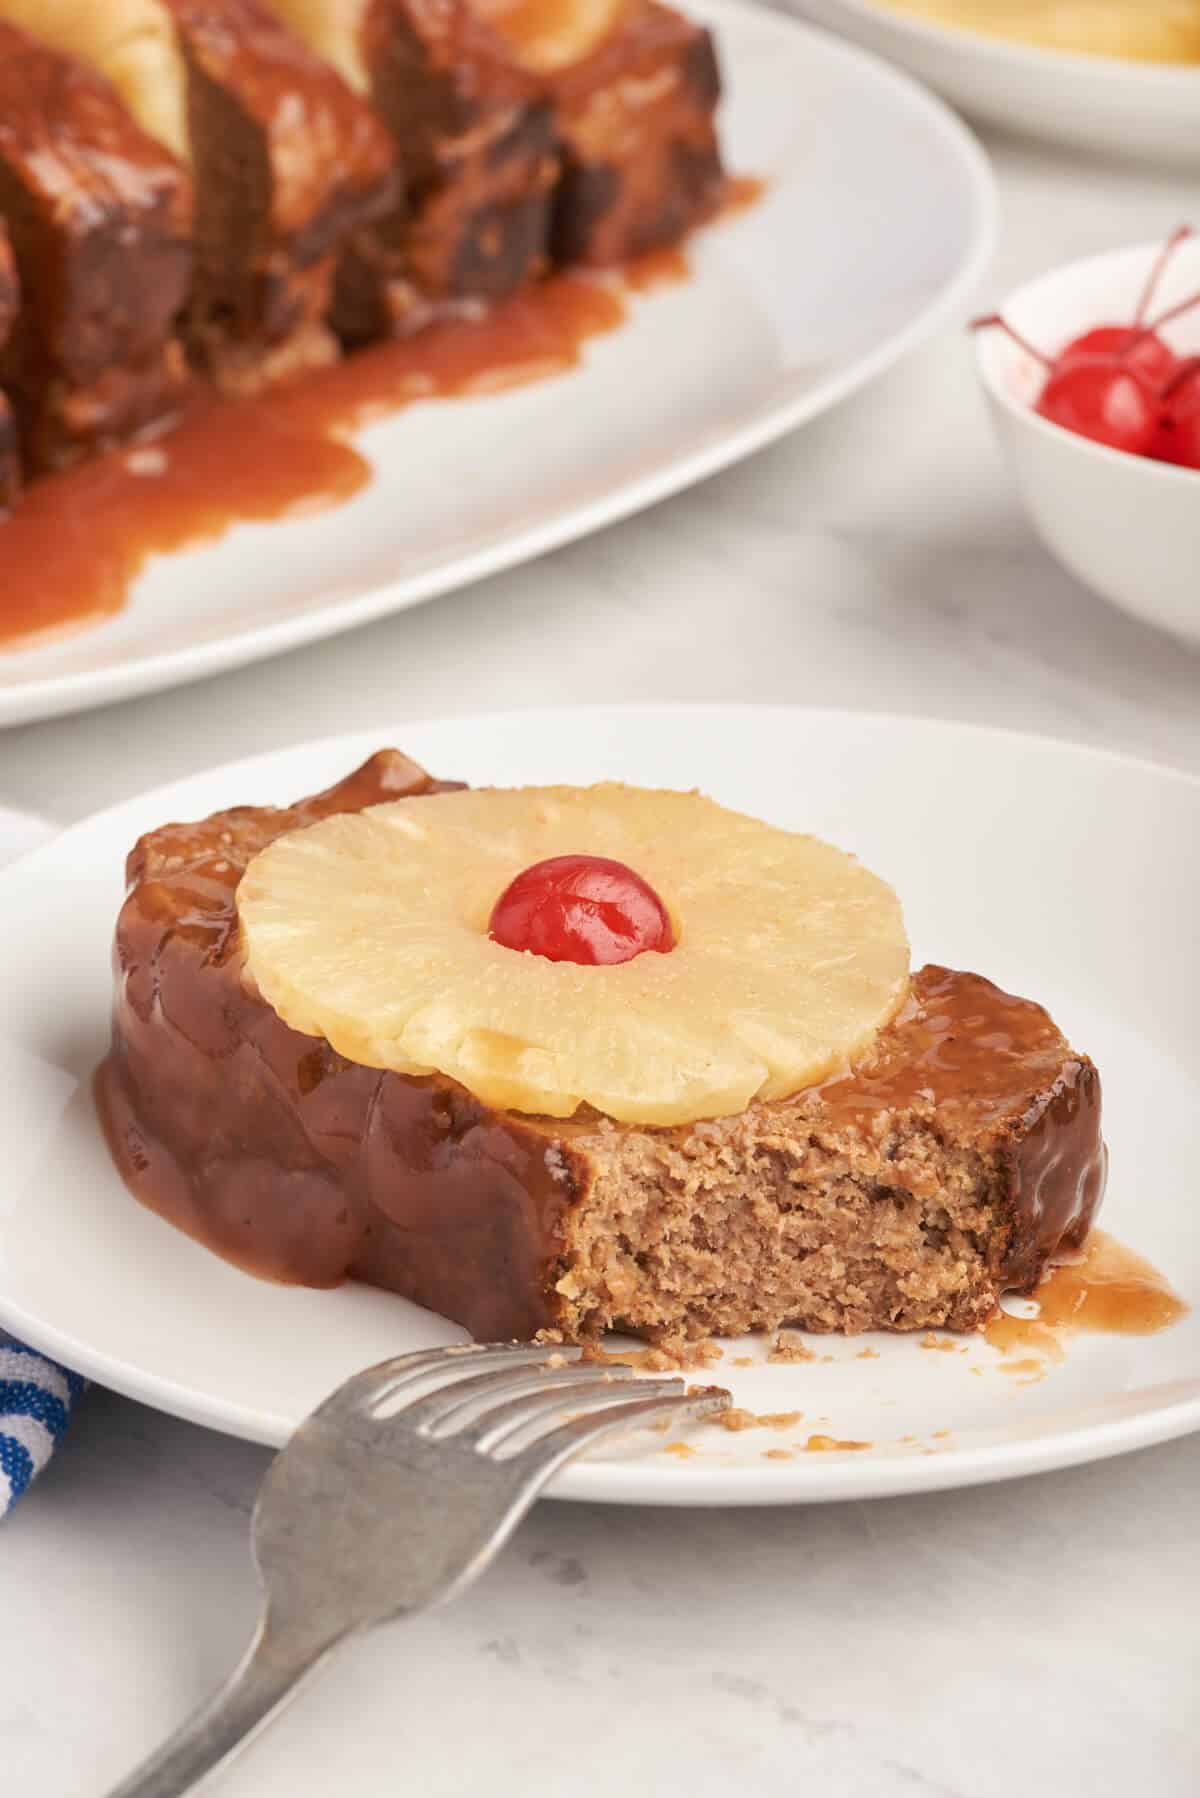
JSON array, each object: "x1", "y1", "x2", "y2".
[
  {"x1": 1133, "y1": 225, "x2": 1193, "y2": 326},
  {"x1": 1144, "y1": 284, "x2": 1200, "y2": 337},
  {"x1": 970, "y1": 313, "x2": 1050, "y2": 368},
  {"x1": 1109, "y1": 284, "x2": 1200, "y2": 371}
]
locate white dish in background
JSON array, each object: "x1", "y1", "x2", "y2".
[
  {"x1": 791, "y1": 0, "x2": 1200, "y2": 162},
  {"x1": 0, "y1": 0, "x2": 994, "y2": 730},
  {"x1": 975, "y1": 238, "x2": 1200, "y2": 646},
  {"x1": 0, "y1": 805, "x2": 53, "y2": 868},
  {"x1": 0, "y1": 705, "x2": 1196, "y2": 1508}
]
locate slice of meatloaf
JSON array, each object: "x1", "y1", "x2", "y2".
[
  {"x1": 165, "y1": 0, "x2": 398, "y2": 385},
  {"x1": 0, "y1": 20, "x2": 192, "y2": 473},
  {"x1": 270, "y1": 0, "x2": 557, "y2": 342},
  {"x1": 548, "y1": 1, "x2": 724, "y2": 266},
  {"x1": 0, "y1": 222, "x2": 19, "y2": 511},
  {"x1": 97, "y1": 752, "x2": 1106, "y2": 1347},
  {"x1": 0, "y1": 0, "x2": 397, "y2": 390}
]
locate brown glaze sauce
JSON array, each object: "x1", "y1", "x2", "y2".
[
  {"x1": 817, "y1": 968, "x2": 1088, "y2": 1125},
  {"x1": 0, "y1": 175, "x2": 764, "y2": 653},
  {"x1": 622, "y1": 243, "x2": 691, "y2": 291},
  {"x1": 991, "y1": 1230, "x2": 1187, "y2": 1346},
  {"x1": 480, "y1": 0, "x2": 629, "y2": 63},
  {"x1": 722, "y1": 173, "x2": 765, "y2": 213},
  {"x1": 997, "y1": 1358, "x2": 1046, "y2": 1383},
  {"x1": 0, "y1": 275, "x2": 623, "y2": 650},
  {"x1": 984, "y1": 1313, "x2": 1065, "y2": 1362}
]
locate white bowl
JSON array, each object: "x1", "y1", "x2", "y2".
[
  {"x1": 791, "y1": 0, "x2": 1200, "y2": 162},
  {"x1": 974, "y1": 239, "x2": 1200, "y2": 645}
]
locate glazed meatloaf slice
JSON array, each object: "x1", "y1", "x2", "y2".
[
  {"x1": 97, "y1": 752, "x2": 1106, "y2": 1347},
  {"x1": 0, "y1": 222, "x2": 19, "y2": 511},
  {"x1": 0, "y1": 20, "x2": 192, "y2": 473},
  {"x1": 272, "y1": 0, "x2": 557, "y2": 341},
  {"x1": 549, "y1": 1, "x2": 723, "y2": 266},
  {"x1": 168, "y1": 0, "x2": 398, "y2": 385},
  {"x1": 0, "y1": 0, "x2": 397, "y2": 390}
]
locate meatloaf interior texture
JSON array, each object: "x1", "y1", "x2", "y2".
[
  {"x1": 0, "y1": 19, "x2": 193, "y2": 472},
  {"x1": 97, "y1": 753, "x2": 1107, "y2": 1348}
]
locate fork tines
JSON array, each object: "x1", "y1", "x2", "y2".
[{"x1": 324, "y1": 1341, "x2": 729, "y2": 1468}]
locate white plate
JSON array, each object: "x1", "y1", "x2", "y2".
[
  {"x1": 0, "y1": 4, "x2": 993, "y2": 730},
  {"x1": 0, "y1": 705, "x2": 1196, "y2": 1507},
  {"x1": 0, "y1": 804, "x2": 53, "y2": 868},
  {"x1": 792, "y1": 0, "x2": 1200, "y2": 162}
]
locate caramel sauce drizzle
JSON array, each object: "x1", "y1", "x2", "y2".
[
  {"x1": 722, "y1": 173, "x2": 765, "y2": 213},
  {"x1": 621, "y1": 243, "x2": 691, "y2": 292},
  {"x1": 986, "y1": 1230, "x2": 1187, "y2": 1366},
  {"x1": 0, "y1": 275, "x2": 623, "y2": 651},
  {"x1": 0, "y1": 177, "x2": 762, "y2": 655},
  {"x1": 1035, "y1": 1230, "x2": 1187, "y2": 1335},
  {"x1": 984, "y1": 1313, "x2": 1066, "y2": 1363}
]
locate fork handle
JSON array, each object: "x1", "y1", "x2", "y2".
[{"x1": 104, "y1": 1616, "x2": 340, "y2": 1798}]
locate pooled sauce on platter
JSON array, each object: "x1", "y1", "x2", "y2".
[
  {"x1": 0, "y1": 178, "x2": 763, "y2": 654},
  {"x1": 0, "y1": 275, "x2": 623, "y2": 651}
]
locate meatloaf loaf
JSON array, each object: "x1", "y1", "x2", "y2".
[
  {"x1": 272, "y1": 0, "x2": 558, "y2": 341},
  {"x1": 0, "y1": 19, "x2": 193, "y2": 472},
  {"x1": 549, "y1": 0, "x2": 724, "y2": 266},
  {"x1": 97, "y1": 751, "x2": 1106, "y2": 1346},
  {"x1": 0, "y1": 0, "x2": 398, "y2": 389}
]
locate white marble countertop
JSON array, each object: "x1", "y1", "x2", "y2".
[{"x1": 2, "y1": 117, "x2": 1198, "y2": 1798}]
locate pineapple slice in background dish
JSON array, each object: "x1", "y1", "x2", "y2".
[{"x1": 237, "y1": 785, "x2": 910, "y2": 1127}]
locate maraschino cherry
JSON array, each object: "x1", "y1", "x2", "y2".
[
  {"x1": 1035, "y1": 359, "x2": 1159, "y2": 456},
  {"x1": 1053, "y1": 226, "x2": 1193, "y2": 385},
  {"x1": 1148, "y1": 357, "x2": 1200, "y2": 468},
  {"x1": 489, "y1": 854, "x2": 675, "y2": 966},
  {"x1": 972, "y1": 226, "x2": 1200, "y2": 458},
  {"x1": 1055, "y1": 325, "x2": 1177, "y2": 386}
]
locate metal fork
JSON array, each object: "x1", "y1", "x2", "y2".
[{"x1": 105, "y1": 1342, "x2": 729, "y2": 1797}]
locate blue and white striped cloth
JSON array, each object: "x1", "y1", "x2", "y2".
[
  {"x1": 0, "y1": 1339, "x2": 87, "y2": 1515},
  {"x1": 1, "y1": 806, "x2": 88, "y2": 1516}
]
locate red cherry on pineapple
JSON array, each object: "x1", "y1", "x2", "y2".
[
  {"x1": 489, "y1": 854, "x2": 675, "y2": 966},
  {"x1": 1035, "y1": 358, "x2": 1158, "y2": 456}
]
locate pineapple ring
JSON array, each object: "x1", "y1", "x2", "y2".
[{"x1": 238, "y1": 785, "x2": 910, "y2": 1127}]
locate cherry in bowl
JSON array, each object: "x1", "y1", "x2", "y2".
[
  {"x1": 973, "y1": 234, "x2": 1200, "y2": 644},
  {"x1": 973, "y1": 226, "x2": 1200, "y2": 466}
]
